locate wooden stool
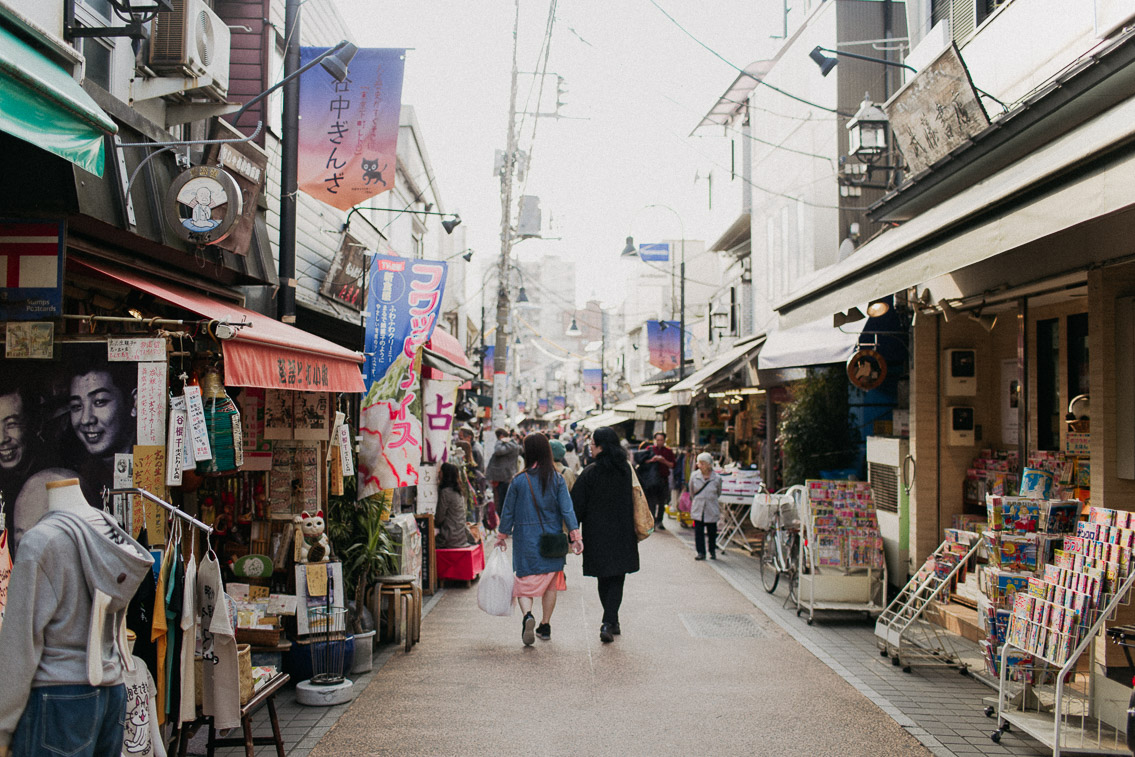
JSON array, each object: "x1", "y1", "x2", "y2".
[
  {"x1": 368, "y1": 575, "x2": 421, "y2": 652},
  {"x1": 176, "y1": 672, "x2": 290, "y2": 757}
]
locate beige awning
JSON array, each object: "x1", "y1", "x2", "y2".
[{"x1": 669, "y1": 336, "x2": 764, "y2": 405}]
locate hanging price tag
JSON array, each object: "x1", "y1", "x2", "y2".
[
  {"x1": 166, "y1": 397, "x2": 187, "y2": 486},
  {"x1": 184, "y1": 386, "x2": 213, "y2": 461}
]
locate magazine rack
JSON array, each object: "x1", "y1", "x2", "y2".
[
  {"x1": 795, "y1": 481, "x2": 887, "y2": 624},
  {"x1": 990, "y1": 559, "x2": 1135, "y2": 754}
]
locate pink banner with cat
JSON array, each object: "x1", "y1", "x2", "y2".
[{"x1": 297, "y1": 47, "x2": 406, "y2": 211}]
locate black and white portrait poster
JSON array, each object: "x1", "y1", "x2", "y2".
[{"x1": 0, "y1": 342, "x2": 141, "y2": 547}]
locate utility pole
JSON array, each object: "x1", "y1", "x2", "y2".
[
  {"x1": 278, "y1": 0, "x2": 301, "y2": 323},
  {"x1": 491, "y1": 0, "x2": 521, "y2": 432}
]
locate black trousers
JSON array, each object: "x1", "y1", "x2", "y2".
[
  {"x1": 694, "y1": 519, "x2": 718, "y2": 556},
  {"x1": 596, "y1": 574, "x2": 626, "y2": 626},
  {"x1": 645, "y1": 485, "x2": 668, "y2": 522}
]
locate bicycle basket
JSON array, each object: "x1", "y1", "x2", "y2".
[
  {"x1": 778, "y1": 495, "x2": 800, "y2": 528},
  {"x1": 750, "y1": 491, "x2": 778, "y2": 530}
]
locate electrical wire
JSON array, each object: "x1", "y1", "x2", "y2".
[{"x1": 646, "y1": 0, "x2": 854, "y2": 118}]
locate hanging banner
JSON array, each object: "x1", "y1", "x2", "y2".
[
  {"x1": 516, "y1": 400, "x2": 526, "y2": 414},
  {"x1": 553, "y1": 395, "x2": 566, "y2": 411},
  {"x1": 481, "y1": 346, "x2": 494, "y2": 382},
  {"x1": 538, "y1": 397, "x2": 549, "y2": 414},
  {"x1": 297, "y1": 47, "x2": 406, "y2": 211},
  {"x1": 358, "y1": 254, "x2": 447, "y2": 496},
  {"x1": 583, "y1": 368, "x2": 603, "y2": 405},
  {"x1": 422, "y1": 377, "x2": 459, "y2": 465},
  {"x1": 646, "y1": 320, "x2": 680, "y2": 371}
]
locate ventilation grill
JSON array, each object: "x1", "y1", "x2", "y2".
[
  {"x1": 870, "y1": 462, "x2": 899, "y2": 513},
  {"x1": 679, "y1": 613, "x2": 767, "y2": 639},
  {"x1": 150, "y1": 0, "x2": 188, "y2": 68},
  {"x1": 950, "y1": 0, "x2": 977, "y2": 41},
  {"x1": 196, "y1": 7, "x2": 213, "y2": 66}
]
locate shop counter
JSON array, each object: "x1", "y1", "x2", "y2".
[{"x1": 436, "y1": 542, "x2": 485, "y2": 583}]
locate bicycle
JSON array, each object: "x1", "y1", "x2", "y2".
[{"x1": 753, "y1": 488, "x2": 800, "y2": 599}]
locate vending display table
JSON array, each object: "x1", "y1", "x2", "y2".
[{"x1": 436, "y1": 542, "x2": 486, "y2": 583}]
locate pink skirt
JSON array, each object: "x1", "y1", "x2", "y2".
[{"x1": 512, "y1": 571, "x2": 567, "y2": 598}]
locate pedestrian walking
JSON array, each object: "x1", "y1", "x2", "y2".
[
  {"x1": 549, "y1": 439, "x2": 577, "y2": 491},
  {"x1": 495, "y1": 433, "x2": 582, "y2": 646},
  {"x1": 636, "y1": 432, "x2": 675, "y2": 530},
  {"x1": 485, "y1": 427, "x2": 520, "y2": 524},
  {"x1": 688, "y1": 452, "x2": 723, "y2": 560},
  {"x1": 571, "y1": 426, "x2": 640, "y2": 644}
]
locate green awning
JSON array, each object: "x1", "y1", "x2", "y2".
[{"x1": 0, "y1": 24, "x2": 117, "y2": 176}]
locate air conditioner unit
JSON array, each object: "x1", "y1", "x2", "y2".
[
  {"x1": 149, "y1": 0, "x2": 230, "y2": 98},
  {"x1": 868, "y1": 436, "x2": 910, "y2": 585}
]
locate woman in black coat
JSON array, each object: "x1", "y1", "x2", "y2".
[{"x1": 571, "y1": 426, "x2": 640, "y2": 643}]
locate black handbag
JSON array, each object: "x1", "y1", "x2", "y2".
[{"x1": 526, "y1": 472, "x2": 570, "y2": 558}]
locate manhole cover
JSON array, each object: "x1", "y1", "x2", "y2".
[{"x1": 679, "y1": 613, "x2": 767, "y2": 638}]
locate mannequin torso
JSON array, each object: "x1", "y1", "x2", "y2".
[{"x1": 45, "y1": 479, "x2": 134, "y2": 553}]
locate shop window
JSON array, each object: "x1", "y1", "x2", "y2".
[
  {"x1": 1066, "y1": 312, "x2": 1089, "y2": 398},
  {"x1": 1036, "y1": 318, "x2": 1060, "y2": 450}
]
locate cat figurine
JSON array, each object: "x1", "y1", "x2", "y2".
[
  {"x1": 294, "y1": 510, "x2": 331, "y2": 563},
  {"x1": 361, "y1": 157, "x2": 388, "y2": 186}
]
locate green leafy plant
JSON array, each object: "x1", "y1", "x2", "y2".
[
  {"x1": 325, "y1": 474, "x2": 400, "y2": 634},
  {"x1": 777, "y1": 366, "x2": 857, "y2": 486}
]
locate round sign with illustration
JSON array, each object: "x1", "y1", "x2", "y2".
[
  {"x1": 165, "y1": 165, "x2": 243, "y2": 245},
  {"x1": 847, "y1": 348, "x2": 887, "y2": 391}
]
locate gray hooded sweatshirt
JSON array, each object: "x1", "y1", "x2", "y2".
[{"x1": 0, "y1": 509, "x2": 153, "y2": 748}]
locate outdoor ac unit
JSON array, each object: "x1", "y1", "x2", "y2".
[
  {"x1": 149, "y1": 0, "x2": 230, "y2": 98},
  {"x1": 868, "y1": 436, "x2": 910, "y2": 585}
]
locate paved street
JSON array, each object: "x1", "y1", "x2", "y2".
[{"x1": 311, "y1": 527, "x2": 930, "y2": 757}]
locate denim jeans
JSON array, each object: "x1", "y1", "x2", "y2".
[{"x1": 12, "y1": 684, "x2": 126, "y2": 757}]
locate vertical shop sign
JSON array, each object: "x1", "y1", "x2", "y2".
[
  {"x1": 422, "y1": 377, "x2": 459, "y2": 465},
  {"x1": 183, "y1": 385, "x2": 213, "y2": 461},
  {"x1": 320, "y1": 233, "x2": 367, "y2": 310},
  {"x1": 297, "y1": 47, "x2": 406, "y2": 211},
  {"x1": 166, "y1": 398, "x2": 186, "y2": 486},
  {"x1": 136, "y1": 362, "x2": 167, "y2": 446},
  {"x1": 358, "y1": 255, "x2": 447, "y2": 497},
  {"x1": 205, "y1": 122, "x2": 269, "y2": 256},
  {"x1": 0, "y1": 220, "x2": 64, "y2": 320},
  {"x1": 336, "y1": 423, "x2": 354, "y2": 476}
]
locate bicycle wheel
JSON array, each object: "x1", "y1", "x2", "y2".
[{"x1": 760, "y1": 531, "x2": 780, "y2": 593}]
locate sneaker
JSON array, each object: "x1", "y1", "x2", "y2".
[
  {"x1": 536, "y1": 622, "x2": 551, "y2": 641},
  {"x1": 522, "y1": 612, "x2": 535, "y2": 646},
  {"x1": 599, "y1": 623, "x2": 615, "y2": 643},
  {"x1": 694, "y1": 554, "x2": 706, "y2": 561}
]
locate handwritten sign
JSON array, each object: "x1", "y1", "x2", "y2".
[
  {"x1": 336, "y1": 423, "x2": 354, "y2": 476},
  {"x1": 133, "y1": 445, "x2": 167, "y2": 543},
  {"x1": 884, "y1": 44, "x2": 990, "y2": 176},
  {"x1": 166, "y1": 398, "x2": 187, "y2": 486},
  {"x1": 107, "y1": 338, "x2": 166, "y2": 363},
  {"x1": 183, "y1": 386, "x2": 212, "y2": 461},
  {"x1": 136, "y1": 363, "x2": 167, "y2": 446}
]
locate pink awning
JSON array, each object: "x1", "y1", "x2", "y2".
[{"x1": 74, "y1": 259, "x2": 366, "y2": 393}]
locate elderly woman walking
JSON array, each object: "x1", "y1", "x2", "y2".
[
  {"x1": 496, "y1": 433, "x2": 582, "y2": 646},
  {"x1": 689, "y1": 452, "x2": 724, "y2": 560},
  {"x1": 571, "y1": 426, "x2": 640, "y2": 643}
]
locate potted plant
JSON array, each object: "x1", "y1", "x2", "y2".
[
  {"x1": 326, "y1": 475, "x2": 399, "y2": 672},
  {"x1": 777, "y1": 366, "x2": 858, "y2": 486}
]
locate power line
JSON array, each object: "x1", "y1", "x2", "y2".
[{"x1": 647, "y1": 0, "x2": 854, "y2": 118}]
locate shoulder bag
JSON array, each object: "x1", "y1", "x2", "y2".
[
  {"x1": 629, "y1": 463, "x2": 654, "y2": 541},
  {"x1": 526, "y1": 472, "x2": 570, "y2": 558}
]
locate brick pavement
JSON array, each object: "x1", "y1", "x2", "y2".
[{"x1": 665, "y1": 521, "x2": 1050, "y2": 757}]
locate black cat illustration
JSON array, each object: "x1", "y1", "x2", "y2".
[{"x1": 361, "y1": 158, "x2": 388, "y2": 186}]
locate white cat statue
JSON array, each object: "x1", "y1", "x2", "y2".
[{"x1": 294, "y1": 510, "x2": 330, "y2": 563}]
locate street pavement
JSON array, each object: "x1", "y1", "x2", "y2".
[{"x1": 311, "y1": 525, "x2": 931, "y2": 757}]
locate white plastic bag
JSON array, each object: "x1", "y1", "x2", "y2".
[
  {"x1": 750, "y1": 491, "x2": 777, "y2": 530},
  {"x1": 477, "y1": 545, "x2": 515, "y2": 617}
]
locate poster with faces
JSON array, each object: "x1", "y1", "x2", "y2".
[
  {"x1": 263, "y1": 389, "x2": 294, "y2": 440},
  {"x1": 292, "y1": 392, "x2": 329, "y2": 441}
]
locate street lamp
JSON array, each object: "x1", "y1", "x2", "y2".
[
  {"x1": 622, "y1": 204, "x2": 687, "y2": 380},
  {"x1": 340, "y1": 207, "x2": 461, "y2": 235}
]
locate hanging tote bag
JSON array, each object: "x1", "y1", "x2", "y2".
[
  {"x1": 526, "y1": 473, "x2": 569, "y2": 558},
  {"x1": 629, "y1": 464, "x2": 654, "y2": 541},
  {"x1": 0, "y1": 529, "x2": 10, "y2": 631},
  {"x1": 477, "y1": 546, "x2": 515, "y2": 617}
]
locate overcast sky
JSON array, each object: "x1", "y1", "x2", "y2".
[{"x1": 333, "y1": 0, "x2": 787, "y2": 308}]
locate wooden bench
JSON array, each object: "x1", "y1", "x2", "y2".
[{"x1": 175, "y1": 672, "x2": 290, "y2": 757}]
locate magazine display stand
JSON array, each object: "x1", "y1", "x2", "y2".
[
  {"x1": 795, "y1": 480, "x2": 887, "y2": 624},
  {"x1": 989, "y1": 506, "x2": 1135, "y2": 755}
]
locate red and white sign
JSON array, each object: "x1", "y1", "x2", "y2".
[{"x1": 0, "y1": 221, "x2": 64, "y2": 320}]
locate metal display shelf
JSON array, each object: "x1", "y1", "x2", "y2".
[
  {"x1": 794, "y1": 485, "x2": 887, "y2": 625},
  {"x1": 989, "y1": 566, "x2": 1135, "y2": 756}
]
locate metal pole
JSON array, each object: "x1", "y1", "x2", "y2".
[
  {"x1": 600, "y1": 322, "x2": 606, "y2": 412},
  {"x1": 491, "y1": 0, "x2": 521, "y2": 431},
  {"x1": 278, "y1": 0, "x2": 301, "y2": 324}
]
